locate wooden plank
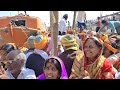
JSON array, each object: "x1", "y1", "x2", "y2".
[
  {"x1": 50, "y1": 11, "x2": 58, "y2": 56},
  {"x1": 72, "y1": 11, "x2": 77, "y2": 29}
]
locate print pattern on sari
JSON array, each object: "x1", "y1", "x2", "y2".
[
  {"x1": 70, "y1": 51, "x2": 106, "y2": 79},
  {"x1": 70, "y1": 37, "x2": 115, "y2": 79},
  {"x1": 70, "y1": 51, "x2": 114, "y2": 79},
  {"x1": 113, "y1": 58, "x2": 120, "y2": 72},
  {"x1": 86, "y1": 56, "x2": 105, "y2": 79}
]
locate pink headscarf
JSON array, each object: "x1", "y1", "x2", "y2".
[{"x1": 37, "y1": 56, "x2": 68, "y2": 79}]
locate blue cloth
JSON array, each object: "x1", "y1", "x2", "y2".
[{"x1": 77, "y1": 21, "x2": 86, "y2": 28}]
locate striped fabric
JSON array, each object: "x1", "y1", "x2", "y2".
[{"x1": 69, "y1": 50, "x2": 114, "y2": 79}]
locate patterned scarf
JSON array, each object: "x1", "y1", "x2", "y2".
[
  {"x1": 37, "y1": 56, "x2": 68, "y2": 79},
  {"x1": 70, "y1": 37, "x2": 106, "y2": 79},
  {"x1": 104, "y1": 38, "x2": 118, "y2": 53},
  {"x1": 60, "y1": 34, "x2": 79, "y2": 51}
]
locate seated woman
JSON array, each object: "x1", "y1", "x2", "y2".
[
  {"x1": 37, "y1": 56, "x2": 68, "y2": 79},
  {"x1": 69, "y1": 36, "x2": 115, "y2": 79},
  {"x1": 103, "y1": 37, "x2": 118, "y2": 58},
  {"x1": 105, "y1": 37, "x2": 120, "y2": 74}
]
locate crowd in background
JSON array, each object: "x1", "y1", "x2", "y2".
[{"x1": 0, "y1": 13, "x2": 120, "y2": 79}]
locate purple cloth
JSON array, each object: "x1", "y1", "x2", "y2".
[
  {"x1": 115, "y1": 72, "x2": 120, "y2": 79},
  {"x1": 37, "y1": 56, "x2": 68, "y2": 79}
]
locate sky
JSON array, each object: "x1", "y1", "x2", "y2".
[{"x1": 0, "y1": 11, "x2": 119, "y2": 26}]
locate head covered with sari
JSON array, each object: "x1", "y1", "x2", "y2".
[
  {"x1": 105, "y1": 36, "x2": 120, "y2": 68},
  {"x1": 60, "y1": 34, "x2": 79, "y2": 51},
  {"x1": 37, "y1": 56, "x2": 68, "y2": 79},
  {"x1": 83, "y1": 36, "x2": 104, "y2": 67},
  {"x1": 70, "y1": 36, "x2": 115, "y2": 79},
  {"x1": 104, "y1": 37, "x2": 118, "y2": 54}
]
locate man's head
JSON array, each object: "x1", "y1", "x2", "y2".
[
  {"x1": 34, "y1": 35, "x2": 49, "y2": 51},
  {"x1": 97, "y1": 17, "x2": 100, "y2": 20},
  {"x1": 27, "y1": 35, "x2": 49, "y2": 51},
  {"x1": 101, "y1": 20, "x2": 108, "y2": 26},
  {"x1": 6, "y1": 50, "x2": 26, "y2": 73},
  {"x1": 60, "y1": 34, "x2": 79, "y2": 51},
  {"x1": 63, "y1": 14, "x2": 68, "y2": 20}
]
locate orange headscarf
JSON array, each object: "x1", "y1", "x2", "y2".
[
  {"x1": 67, "y1": 29, "x2": 75, "y2": 34},
  {"x1": 104, "y1": 38, "x2": 118, "y2": 53},
  {"x1": 34, "y1": 36, "x2": 48, "y2": 50},
  {"x1": 78, "y1": 32, "x2": 87, "y2": 44},
  {"x1": 100, "y1": 34, "x2": 108, "y2": 41}
]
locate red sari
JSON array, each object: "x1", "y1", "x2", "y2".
[{"x1": 69, "y1": 37, "x2": 115, "y2": 79}]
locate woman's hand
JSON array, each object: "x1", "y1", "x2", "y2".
[
  {"x1": 0, "y1": 66, "x2": 8, "y2": 79},
  {"x1": 82, "y1": 70, "x2": 91, "y2": 79},
  {"x1": 83, "y1": 76, "x2": 91, "y2": 79}
]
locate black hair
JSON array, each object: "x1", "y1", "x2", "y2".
[
  {"x1": 102, "y1": 46, "x2": 114, "y2": 57},
  {"x1": 0, "y1": 44, "x2": 16, "y2": 53},
  {"x1": 97, "y1": 17, "x2": 100, "y2": 19},
  {"x1": 92, "y1": 38, "x2": 102, "y2": 48},
  {"x1": 101, "y1": 20, "x2": 107, "y2": 24},
  {"x1": 103, "y1": 40, "x2": 120, "y2": 56},
  {"x1": 116, "y1": 39, "x2": 120, "y2": 46},
  {"x1": 44, "y1": 58, "x2": 62, "y2": 79},
  {"x1": 112, "y1": 39, "x2": 120, "y2": 49},
  {"x1": 63, "y1": 14, "x2": 68, "y2": 20}
]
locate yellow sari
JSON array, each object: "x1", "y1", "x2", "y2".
[{"x1": 69, "y1": 37, "x2": 115, "y2": 79}]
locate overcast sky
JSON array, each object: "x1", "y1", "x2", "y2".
[{"x1": 0, "y1": 11, "x2": 119, "y2": 26}]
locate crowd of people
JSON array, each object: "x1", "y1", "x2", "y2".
[{"x1": 0, "y1": 14, "x2": 120, "y2": 79}]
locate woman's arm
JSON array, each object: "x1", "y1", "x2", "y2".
[
  {"x1": 69, "y1": 50, "x2": 84, "y2": 79},
  {"x1": 100, "y1": 59, "x2": 115, "y2": 79}
]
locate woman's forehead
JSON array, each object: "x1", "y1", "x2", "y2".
[
  {"x1": 85, "y1": 39, "x2": 94, "y2": 44},
  {"x1": 84, "y1": 39, "x2": 98, "y2": 46},
  {"x1": 46, "y1": 62, "x2": 56, "y2": 67}
]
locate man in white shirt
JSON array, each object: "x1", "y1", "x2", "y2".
[
  {"x1": 58, "y1": 14, "x2": 68, "y2": 35},
  {"x1": 2, "y1": 50, "x2": 36, "y2": 79}
]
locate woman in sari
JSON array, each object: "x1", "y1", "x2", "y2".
[
  {"x1": 69, "y1": 36, "x2": 115, "y2": 79},
  {"x1": 37, "y1": 56, "x2": 68, "y2": 79}
]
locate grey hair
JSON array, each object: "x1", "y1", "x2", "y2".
[{"x1": 6, "y1": 50, "x2": 26, "y2": 61}]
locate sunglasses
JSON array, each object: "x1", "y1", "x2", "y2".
[{"x1": 0, "y1": 58, "x2": 20, "y2": 65}]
